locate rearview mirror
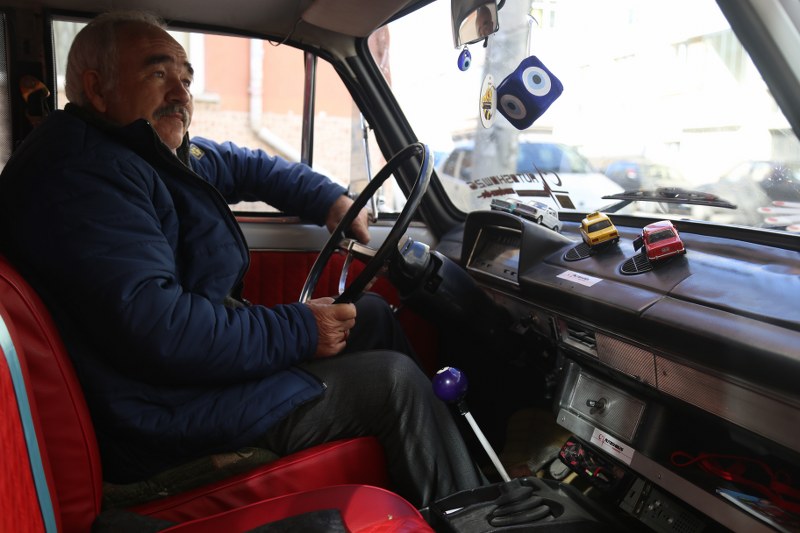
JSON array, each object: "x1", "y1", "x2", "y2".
[{"x1": 452, "y1": 0, "x2": 499, "y2": 47}]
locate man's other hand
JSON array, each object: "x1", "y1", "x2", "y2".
[
  {"x1": 326, "y1": 195, "x2": 370, "y2": 244},
  {"x1": 305, "y1": 297, "x2": 357, "y2": 357}
]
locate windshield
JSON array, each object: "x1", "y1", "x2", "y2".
[{"x1": 381, "y1": 0, "x2": 800, "y2": 234}]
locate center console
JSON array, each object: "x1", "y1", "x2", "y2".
[{"x1": 422, "y1": 475, "x2": 638, "y2": 532}]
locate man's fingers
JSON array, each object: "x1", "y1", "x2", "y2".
[
  {"x1": 305, "y1": 300, "x2": 357, "y2": 357},
  {"x1": 331, "y1": 302, "x2": 356, "y2": 320},
  {"x1": 350, "y1": 209, "x2": 371, "y2": 244},
  {"x1": 325, "y1": 195, "x2": 371, "y2": 244},
  {"x1": 306, "y1": 296, "x2": 335, "y2": 306}
]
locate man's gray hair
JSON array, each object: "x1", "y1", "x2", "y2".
[{"x1": 65, "y1": 11, "x2": 167, "y2": 107}]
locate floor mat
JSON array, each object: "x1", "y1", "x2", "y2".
[{"x1": 498, "y1": 407, "x2": 573, "y2": 479}]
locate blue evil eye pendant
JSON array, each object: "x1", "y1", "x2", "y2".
[
  {"x1": 496, "y1": 56, "x2": 563, "y2": 130},
  {"x1": 458, "y1": 46, "x2": 472, "y2": 71}
]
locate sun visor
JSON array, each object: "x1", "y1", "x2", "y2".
[{"x1": 302, "y1": 0, "x2": 415, "y2": 37}]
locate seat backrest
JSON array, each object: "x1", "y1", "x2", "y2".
[
  {"x1": 0, "y1": 300, "x2": 60, "y2": 532},
  {"x1": 0, "y1": 255, "x2": 103, "y2": 533}
]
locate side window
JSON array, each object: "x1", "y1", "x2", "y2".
[
  {"x1": 51, "y1": 20, "x2": 402, "y2": 215},
  {"x1": 312, "y1": 58, "x2": 403, "y2": 213},
  {"x1": 190, "y1": 38, "x2": 306, "y2": 213}
]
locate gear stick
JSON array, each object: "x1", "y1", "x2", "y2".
[{"x1": 432, "y1": 366, "x2": 511, "y2": 482}]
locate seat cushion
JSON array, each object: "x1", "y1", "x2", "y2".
[
  {"x1": 103, "y1": 447, "x2": 281, "y2": 509},
  {"x1": 159, "y1": 484, "x2": 434, "y2": 533},
  {"x1": 131, "y1": 436, "x2": 389, "y2": 523}
]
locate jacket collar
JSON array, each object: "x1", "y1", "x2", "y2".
[{"x1": 64, "y1": 104, "x2": 191, "y2": 166}]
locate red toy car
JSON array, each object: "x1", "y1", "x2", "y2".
[{"x1": 633, "y1": 220, "x2": 686, "y2": 261}]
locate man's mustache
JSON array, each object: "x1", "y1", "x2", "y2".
[{"x1": 153, "y1": 105, "x2": 190, "y2": 126}]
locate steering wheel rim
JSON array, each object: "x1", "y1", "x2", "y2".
[{"x1": 299, "y1": 142, "x2": 433, "y2": 304}]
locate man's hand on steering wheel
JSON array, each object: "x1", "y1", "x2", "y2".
[
  {"x1": 305, "y1": 297, "x2": 357, "y2": 357},
  {"x1": 301, "y1": 143, "x2": 433, "y2": 305},
  {"x1": 326, "y1": 195, "x2": 370, "y2": 244}
]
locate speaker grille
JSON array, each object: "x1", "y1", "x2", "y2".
[
  {"x1": 655, "y1": 355, "x2": 800, "y2": 451},
  {"x1": 596, "y1": 333, "x2": 657, "y2": 386}
]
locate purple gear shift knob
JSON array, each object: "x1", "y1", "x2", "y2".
[
  {"x1": 433, "y1": 366, "x2": 511, "y2": 481},
  {"x1": 432, "y1": 366, "x2": 469, "y2": 404}
]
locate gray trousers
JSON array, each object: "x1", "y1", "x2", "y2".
[{"x1": 260, "y1": 294, "x2": 484, "y2": 508}]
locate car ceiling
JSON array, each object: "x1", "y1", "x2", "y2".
[{"x1": 12, "y1": 0, "x2": 418, "y2": 44}]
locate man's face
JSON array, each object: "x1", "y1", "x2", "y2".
[
  {"x1": 101, "y1": 23, "x2": 194, "y2": 151},
  {"x1": 476, "y1": 6, "x2": 494, "y2": 38}
]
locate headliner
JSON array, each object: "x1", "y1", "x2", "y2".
[{"x1": 14, "y1": 0, "x2": 420, "y2": 46}]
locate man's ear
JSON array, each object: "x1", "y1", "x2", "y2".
[{"x1": 82, "y1": 70, "x2": 107, "y2": 113}]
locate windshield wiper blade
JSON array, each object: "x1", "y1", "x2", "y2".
[{"x1": 601, "y1": 187, "x2": 737, "y2": 213}]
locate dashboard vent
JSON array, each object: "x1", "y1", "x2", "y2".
[
  {"x1": 557, "y1": 318, "x2": 597, "y2": 357},
  {"x1": 619, "y1": 253, "x2": 653, "y2": 275},
  {"x1": 564, "y1": 242, "x2": 593, "y2": 261}
]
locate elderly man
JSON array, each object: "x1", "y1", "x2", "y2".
[{"x1": 0, "y1": 10, "x2": 482, "y2": 507}]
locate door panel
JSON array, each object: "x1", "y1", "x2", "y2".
[{"x1": 238, "y1": 218, "x2": 440, "y2": 374}]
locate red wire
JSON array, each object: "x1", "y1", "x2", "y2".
[{"x1": 670, "y1": 451, "x2": 800, "y2": 515}]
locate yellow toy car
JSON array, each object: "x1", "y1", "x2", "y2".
[{"x1": 580, "y1": 211, "x2": 620, "y2": 248}]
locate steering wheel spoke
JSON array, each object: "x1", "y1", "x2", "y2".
[
  {"x1": 300, "y1": 142, "x2": 433, "y2": 304},
  {"x1": 341, "y1": 238, "x2": 378, "y2": 262},
  {"x1": 336, "y1": 239, "x2": 379, "y2": 296}
]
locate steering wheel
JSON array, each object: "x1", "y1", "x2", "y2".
[{"x1": 299, "y1": 142, "x2": 433, "y2": 304}]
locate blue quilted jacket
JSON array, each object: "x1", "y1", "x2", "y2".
[{"x1": 0, "y1": 105, "x2": 347, "y2": 482}]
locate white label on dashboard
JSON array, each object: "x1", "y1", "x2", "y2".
[
  {"x1": 557, "y1": 270, "x2": 602, "y2": 287},
  {"x1": 591, "y1": 428, "x2": 635, "y2": 465}
]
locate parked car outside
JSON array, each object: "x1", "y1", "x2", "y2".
[
  {"x1": 437, "y1": 141, "x2": 623, "y2": 214},
  {"x1": 693, "y1": 161, "x2": 800, "y2": 226},
  {"x1": 714, "y1": 161, "x2": 800, "y2": 203},
  {"x1": 633, "y1": 220, "x2": 686, "y2": 262},
  {"x1": 602, "y1": 158, "x2": 689, "y2": 191}
]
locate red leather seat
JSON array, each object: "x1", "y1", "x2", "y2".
[
  {"x1": 0, "y1": 255, "x2": 412, "y2": 532},
  {"x1": 159, "y1": 485, "x2": 432, "y2": 533},
  {"x1": 0, "y1": 297, "x2": 433, "y2": 532},
  {"x1": 0, "y1": 300, "x2": 61, "y2": 532}
]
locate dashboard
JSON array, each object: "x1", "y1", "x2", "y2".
[{"x1": 439, "y1": 209, "x2": 800, "y2": 532}]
